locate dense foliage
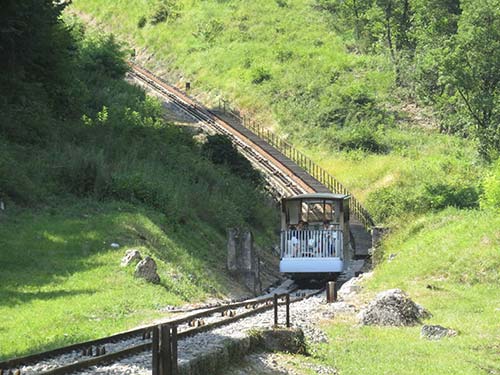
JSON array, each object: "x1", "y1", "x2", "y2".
[
  {"x1": 201, "y1": 134, "x2": 263, "y2": 186},
  {"x1": 0, "y1": 0, "x2": 275, "y2": 233},
  {"x1": 317, "y1": 0, "x2": 500, "y2": 160}
]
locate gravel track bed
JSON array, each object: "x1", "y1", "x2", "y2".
[
  {"x1": 10, "y1": 281, "x2": 297, "y2": 375},
  {"x1": 18, "y1": 336, "x2": 145, "y2": 375},
  {"x1": 73, "y1": 290, "x2": 326, "y2": 374}
]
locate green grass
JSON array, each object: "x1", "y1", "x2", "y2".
[
  {"x1": 69, "y1": 0, "x2": 485, "y2": 224},
  {"x1": 0, "y1": 21, "x2": 279, "y2": 359},
  {"x1": 304, "y1": 128, "x2": 482, "y2": 202},
  {"x1": 310, "y1": 208, "x2": 500, "y2": 375},
  {"x1": 70, "y1": 0, "x2": 392, "y2": 128},
  {"x1": 0, "y1": 199, "x2": 243, "y2": 359}
]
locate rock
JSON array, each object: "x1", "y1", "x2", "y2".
[
  {"x1": 253, "y1": 327, "x2": 307, "y2": 354},
  {"x1": 121, "y1": 249, "x2": 142, "y2": 266},
  {"x1": 421, "y1": 325, "x2": 457, "y2": 340},
  {"x1": 326, "y1": 302, "x2": 357, "y2": 316},
  {"x1": 337, "y1": 277, "x2": 361, "y2": 300},
  {"x1": 358, "y1": 289, "x2": 430, "y2": 326},
  {"x1": 134, "y1": 256, "x2": 160, "y2": 284},
  {"x1": 388, "y1": 253, "x2": 397, "y2": 262}
]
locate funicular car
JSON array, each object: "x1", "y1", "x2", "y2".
[{"x1": 279, "y1": 193, "x2": 351, "y2": 279}]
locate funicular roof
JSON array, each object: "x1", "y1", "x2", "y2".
[{"x1": 283, "y1": 193, "x2": 350, "y2": 202}]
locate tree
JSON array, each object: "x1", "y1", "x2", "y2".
[
  {"x1": 411, "y1": 0, "x2": 461, "y2": 103},
  {"x1": 0, "y1": 0, "x2": 71, "y2": 82},
  {"x1": 315, "y1": 0, "x2": 415, "y2": 83},
  {"x1": 442, "y1": 0, "x2": 500, "y2": 159}
]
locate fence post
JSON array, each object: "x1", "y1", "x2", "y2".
[
  {"x1": 273, "y1": 294, "x2": 279, "y2": 327},
  {"x1": 286, "y1": 293, "x2": 290, "y2": 328},
  {"x1": 152, "y1": 326, "x2": 160, "y2": 375},
  {"x1": 326, "y1": 281, "x2": 337, "y2": 303},
  {"x1": 160, "y1": 324, "x2": 171, "y2": 375},
  {"x1": 171, "y1": 325, "x2": 178, "y2": 375}
]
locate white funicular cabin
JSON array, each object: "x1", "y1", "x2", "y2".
[{"x1": 279, "y1": 193, "x2": 350, "y2": 278}]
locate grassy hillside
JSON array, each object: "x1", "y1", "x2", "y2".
[
  {"x1": 0, "y1": 4, "x2": 277, "y2": 359},
  {"x1": 65, "y1": 2, "x2": 500, "y2": 374},
  {"x1": 0, "y1": 201, "x2": 240, "y2": 359},
  {"x1": 69, "y1": 0, "x2": 484, "y2": 224},
  {"x1": 313, "y1": 209, "x2": 500, "y2": 374}
]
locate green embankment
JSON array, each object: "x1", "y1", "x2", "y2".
[
  {"x1": 0, "y1": 201, "x2": 234, "y2": 358},
  {"x1": 70, "y1": 0, "x2": 484, "y2": 224},
  {"x1": 315, "y1": 208, "x2": 500, "y2": 375},
  {"x1": 65, "y1": 1, "x2": 500, "y2": 374},
  {"x1": 0, "y1": 4, "x2": 276, "y2": 359}
]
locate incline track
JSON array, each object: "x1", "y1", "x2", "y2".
[
  {"x1": 128, "y1": 63, "x2": 327, "y2": 198},
  {"x1": 128, "y1": 63, "x2": 373, "y2": 257},
  {"x1": 0, "y1": 63, "x2": 365, "y2": 374}
]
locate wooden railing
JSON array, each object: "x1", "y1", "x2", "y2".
[{"x1": 218, "y1": 101, "x2": 375, "y2": 230}]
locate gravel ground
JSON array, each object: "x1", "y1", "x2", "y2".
[
  {"x1": 16, "y1": 276, "x2": 365, "y2": 375},
  {"x1": 73, "y1": 290, "x2": 349, "y2": 374}
]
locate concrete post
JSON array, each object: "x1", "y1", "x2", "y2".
[
  {"x1": 227, "y1": 228, "x2": 261, "y2": 295},
  {"x1": 227, "y1": 228, "x2": 239, "y2": 272}
]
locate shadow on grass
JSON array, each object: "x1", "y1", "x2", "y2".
[
  {"x1": 0, "y1": 289, "x2": 96, "y2": 307},
  {"x1": 0, "y1": 215, "x2": 113, "y2": 293},
  {"x1": 0, "y1": 202, "x2": 233, "y2": 303}
]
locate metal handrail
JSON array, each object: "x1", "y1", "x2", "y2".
[
  {"x1": 128, "y1": 62, "x2": 374, "y2": 229},
  {"x1": 219, "y1": 103, "x2": 375, "y2": 230},
  {"x1": 280, "y1": 229, "x2": 343, "y2": 259}
]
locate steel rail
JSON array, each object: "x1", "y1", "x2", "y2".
[
  {"x1": 127, "y1": 62, "x2": 374, "y2": 229},
  {"x1": 127, "y1": 64, "x2": 309, "y2": 197}
]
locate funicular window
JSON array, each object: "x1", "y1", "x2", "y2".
[
  {"x1": 307, "y1": 202, "x2": 324, "y2": 223},
  {"x1": 302, "y1": 200, "x2": 336, "y2": 224},
  {"x1": 286, "y1": 200, "x2": 301, "y2": 225}
]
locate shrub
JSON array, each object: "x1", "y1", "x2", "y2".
[
  {"x1": 366, "y1": 185, "x2": 425, "y2": 223},
  {"x1": 201, "y1": 135, "x2": 263, "y2": 186},
  {"x1": 335, "y1": 122, "x2": 389, "y2": 154},
  {"x1": 150, "y1": 0, "x2": 180, "y2": 25},
  {"x1": 58, "y1": 147, "x2": 111, "y2": 198},
  {"x1": 137, "y1": 16, "x2": 147, "y2": 29},
  {"x1": 425, "y1": 183, "x2": 479, "y2": 210},
  {"x1": 250, "y1": 67, "x2": 272, "y2": 85},
  {"x1": 367, "y1": 180, "x2": 480, "y2": 223},
  {"x1": 481, "y1": 159, "x2": 500, "y2": 211},
  {"x1": 193, "y1": 19, "x2": 224, "y2": 44},
  {"x1": 79, "y1": 34, "x2": 129, "y2": 79}
]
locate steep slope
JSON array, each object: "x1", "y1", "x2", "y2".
[{"x1": 0, "y1": 3, "x2": 277, "y2": 359}]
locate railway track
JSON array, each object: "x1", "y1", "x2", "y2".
[
  {"x1": 0, "y1": 64, "x2": 359, "y2": 374},
  {"x1": 127, "y1": 63, "x2": 373, "y2": 257},
  {"x1": 0, "y1": 287, "x2": 324, "y2": 375},
  {"x1": 127, "y1": 63, "x2": 318, "y2": 198}
]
